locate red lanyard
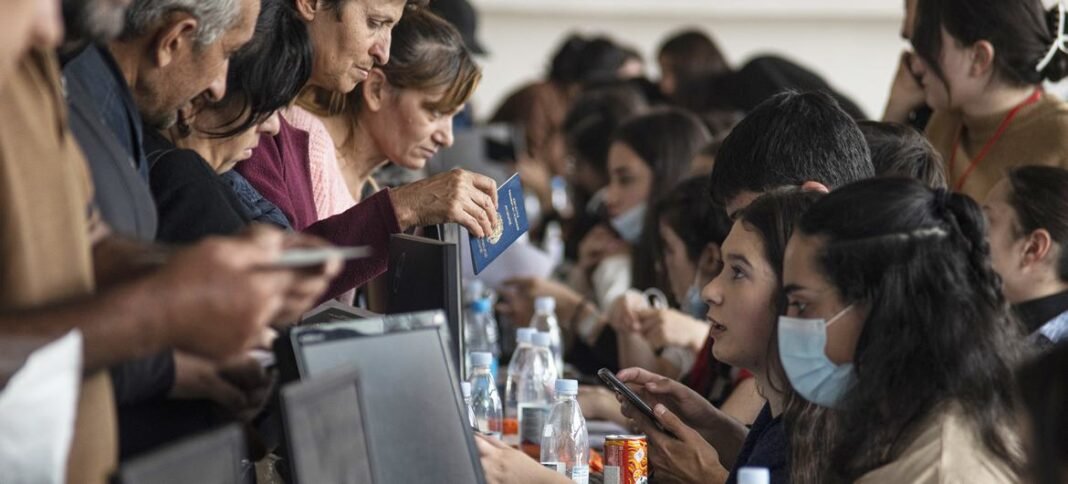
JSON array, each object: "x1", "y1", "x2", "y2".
[{"x1": 948, "y1": 88, "x2": 1043, "y2": 191}]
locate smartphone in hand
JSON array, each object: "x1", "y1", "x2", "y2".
[{"x1": 597, "y1": 368, "x2": 675, "y2": 438}]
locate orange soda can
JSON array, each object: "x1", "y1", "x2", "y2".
[{"x1": 603, "y1": 435, "x2": 648, "y2": 484}]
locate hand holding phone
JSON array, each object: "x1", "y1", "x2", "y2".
[{"x1": 597, "y1": 368, "x2": 676, "y2": 438}]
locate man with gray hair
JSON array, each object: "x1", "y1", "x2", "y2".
[{"x1": 63, "y1": 0, "x2": 257, "y2": 236}]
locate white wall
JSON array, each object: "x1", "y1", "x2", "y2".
[{"x1": 469, "y1": 0, "x2": 909, "y2": 121}]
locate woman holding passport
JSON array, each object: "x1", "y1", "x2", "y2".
[{"x1": 148, "y1": 0, "x2": 499, "y2": 302}]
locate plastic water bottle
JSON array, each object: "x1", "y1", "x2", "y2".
[
  {"x1": 531, "y1": 297, "x2": 563, "y2": 376},
  {"x1": 540, "y1": 379, "x2": 589, "y2": 483},
  {"x1": 468, "y1": 352, "x2": 503, "y2": 438},
  {"x1": 517, "y1": 332, "x2": 558, "y2": 458},
  {"x1": 550, "y1": 176, "x2": 572, "y2": 218},
  {"x1": 544, "y1": 220, "x2": 565, "y2": 269},
  {"x1": 465, "y1": 296, "x2": 501, "y2": 378},
  {"x1": 737, "y1": 467, "x2": 770, "y2": 484},
  {"x1": 461, "y1": 381, "x2": 476, "y2": 428},
  {"x1": 504, "y1": 327, "x2": 537, "y2": 446}
]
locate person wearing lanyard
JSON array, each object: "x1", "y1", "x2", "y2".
[{"x1": 909, "y1": 0, "x2": 1068, "y2": 201}]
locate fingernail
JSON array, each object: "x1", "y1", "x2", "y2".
[
  {"x1": 654, "y1": 404, "x2": 666, "y2": 417},
  {"x1": 647, "y1": 382, "x2": 657, "y2": 390}
]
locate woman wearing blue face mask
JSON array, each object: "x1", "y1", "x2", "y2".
[
  {"x1": 781, "y1": 177, "x2": 1026, "y2": 483},
  {"x1": 571, "y1": 108, "x2": 710, "y2": 310},
  {"x1": 615, "y1": 189, "x2": 821, "y2": 484}
]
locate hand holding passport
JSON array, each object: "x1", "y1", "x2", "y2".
[{"x1": 470, "y1": 173, "x2": 530, "y2": 274}]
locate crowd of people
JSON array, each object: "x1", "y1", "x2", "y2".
[{"x1": 1, "y1": 0, "x2": 1067, "y2": 482}]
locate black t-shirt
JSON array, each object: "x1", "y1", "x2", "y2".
[
  {"x1": 725, "y1": 402, "x2": 789, "y2": 484},
  {"x1": 144, "y1": 128, "x2": 252, "y2": 243}
]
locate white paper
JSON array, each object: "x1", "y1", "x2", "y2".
[
  {"x1": 460, "y1": 233, "x2": 554, "y2": 291},
  {"x1": 0, "y1": 330, "x2": 84, "y2": 484}
]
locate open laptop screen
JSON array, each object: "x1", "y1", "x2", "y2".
[{"x1": 288, "y1": 311, "x2": 485, "y2": 484}]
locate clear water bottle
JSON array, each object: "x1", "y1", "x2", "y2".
[
  {"x1": 737, "y1": 467, "x2": 770, "y2": 484},
  {"x1": 504, "y1": 327, "x2": 537, "y2": 446},
  {"x1": 468, "y1": 352, "x2": 503, "y2": 438},
  {"x1": 517, "y1": 332, "x2": 558, "y2": 458},
  {"x1": 550, "y1": 176, "x2": 572, "y2": 218},
  {"x1": 540, "y1": 379, "x2": 589, "y2": 484},
  {"x1": 531, "y1": 297, "x2": 563, "y2": 376},
  {"x1": 461, "y1": 381, "x2": 476, "y2": 428},
  {"x1": 465, "y1": 296, "x2": 501, "y2": 378},
  {"x1": 544, "y1": 220, "x2": 565, "y2": 269}
]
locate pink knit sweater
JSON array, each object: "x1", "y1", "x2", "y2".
[{"x1": 283, "y1": 106, "x2": 357, "y2": 218}]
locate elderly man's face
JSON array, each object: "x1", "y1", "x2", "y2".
[
  {"x1": 139, "y1": 0, "x2": 260, "y2": 128},
  {"x1": 304, "y1": 0, "x2": 407, "y2": 93}
]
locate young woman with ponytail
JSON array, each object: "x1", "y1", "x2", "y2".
[
  {"x1": 910, "y1": 0, "x2": 1068, "y2": 200},
  {"x1": 781, "y1": 177, "x2": 1026, "y2": 483}
]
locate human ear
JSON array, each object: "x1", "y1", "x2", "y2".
[
  {"x1": 294, "y1": 0, "x2": 318, "y2": 22},
  {"x1": 800, "y1": 180, "x2": 831, "y2": 194},
  {"x1": 970, "y1": 40, "x2": 996, "y2": 79},
  {"x1": 363, "y1": 68, "x2": 387, "y2": 113},
  {"x1": 1021, "y1": 228, "x2": 1054, "y2": 271},
  {"x1": 151, "y1": 14, "x2": 197, "y2": 68}
]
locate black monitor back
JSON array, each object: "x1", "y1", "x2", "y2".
[
  {"x1": 386, "y1": 233, "x2": 463, "y2": 374},
  {"x1": 111, "y1": 425, "x2": 247, "y2": 484},
  {"x1": 280, "y1": 368, "x2": 375, "y2": 484},
  {"x1": 283, "y1": 311, "x2": 485, "y2": 484}
]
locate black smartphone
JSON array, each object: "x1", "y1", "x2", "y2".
[{"x1": 597, "y1": 368, "x2": 674, "y2": 437}]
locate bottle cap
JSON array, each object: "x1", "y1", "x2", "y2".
[
  {"x1": 534, "y1": 297, "x2": 556, "y2": 312},
  {"x1": 532, "y1": 332, "x2": 552, "y2": 348},
  {"x1": 460, "y1": 382, "x2": 471, "y2": 398},
  {"x1": 469, "y1": 352, "x2": 494, "y2": 367},
  {"x1": 737, "y1": 467, "x2": 770, "y2": 484},
  {"x1": 555, "y1": 379, "x2": 578, "y2": 395},
  {"x1": 471, "y1": 298, "x2": 492, "y2": 313},
  {"x1": 516, "y1": 327, "x2": 536, "y2": 344}
]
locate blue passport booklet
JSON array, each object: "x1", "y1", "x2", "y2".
[{"x1": 470, "y1": 173, "x2": 529, "y2": 275}]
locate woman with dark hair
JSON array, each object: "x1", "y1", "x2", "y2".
[
  {"x1": 781, "y1": 177, "x2": 1025, "y2": 482},
  {"x1": 983, "y1": 166, "x2": 1068, "y2": 347},
  {"x1": 612, "y1": 189, "x2": 821, "y2": 484},
  {"x1": 911, "y1": 0, "x2": 1068, "y2": 199},
  {"x1": 148, "y1": 0, "x2": 312, "y2": 242},
  {"x1": 857, "y1": 120, "x2": 947, "y2": 188},
  {"x1": 294, "y1": 7, "x2": 482, "y2": 217},
  {"x1": 657, "y1": 29, "x2": 730, "y2": 100},
  {"x1": 481, "y1": 189, "x2": 819, "y2": 484},
  {"x1": 576, "y1": 108, "x2": 709, "y2": 311},
  {"x1": 581, "y1": 177, "x2": 763, "y2": 428}
]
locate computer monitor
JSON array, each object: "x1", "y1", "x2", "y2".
[
  {"x1": 111, "y1": 425, "x2": 247, "y2": 484},
  {"x1": 279, "y1": 368, "x2": 375, "y2": 484},
  {"x1": 386, "y1": 233, "x2": 464, "y2": 374},
  {"x1": 282, "y1": 311, "x2": 486, "y2": 484}
]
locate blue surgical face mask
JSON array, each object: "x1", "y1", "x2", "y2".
[
  {"x1": 685, "y1": 283, "x2": 708, "y2": 320},
  {"x1": 777, "y1": 305, "x2": 856, "y2": 408},
  {"x1": 610, "y1": 202, "x2": 647, "y2": 244}
]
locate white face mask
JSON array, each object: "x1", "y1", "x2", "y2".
[
  {"x1": 777, "y1": 305, "x2": 856, "y2": 408},
  {"x1": 610, "y1": 202, "x2": 647, "y2": 244}
]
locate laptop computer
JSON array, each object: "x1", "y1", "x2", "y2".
[
  {"x1": 278, "y1": 311, "x2": 486, "y2": 484},
  {"x1": 279, "y1": 368, "x2": 375, "y2": 484},
  {"x1": 111, "y1": 425, "x2": 247, "y2": 484}
]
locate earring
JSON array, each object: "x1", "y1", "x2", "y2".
[{"x1": 175, "y1": 110, "x2": 192, "y2": 138}]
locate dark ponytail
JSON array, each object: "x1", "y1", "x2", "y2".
[
  {"x1": 913, "y1": 0, "x2": 1068, "y2": 86},
  {"x1": 789, "y1": 178, "x2": 1027, "y2": 482}
]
